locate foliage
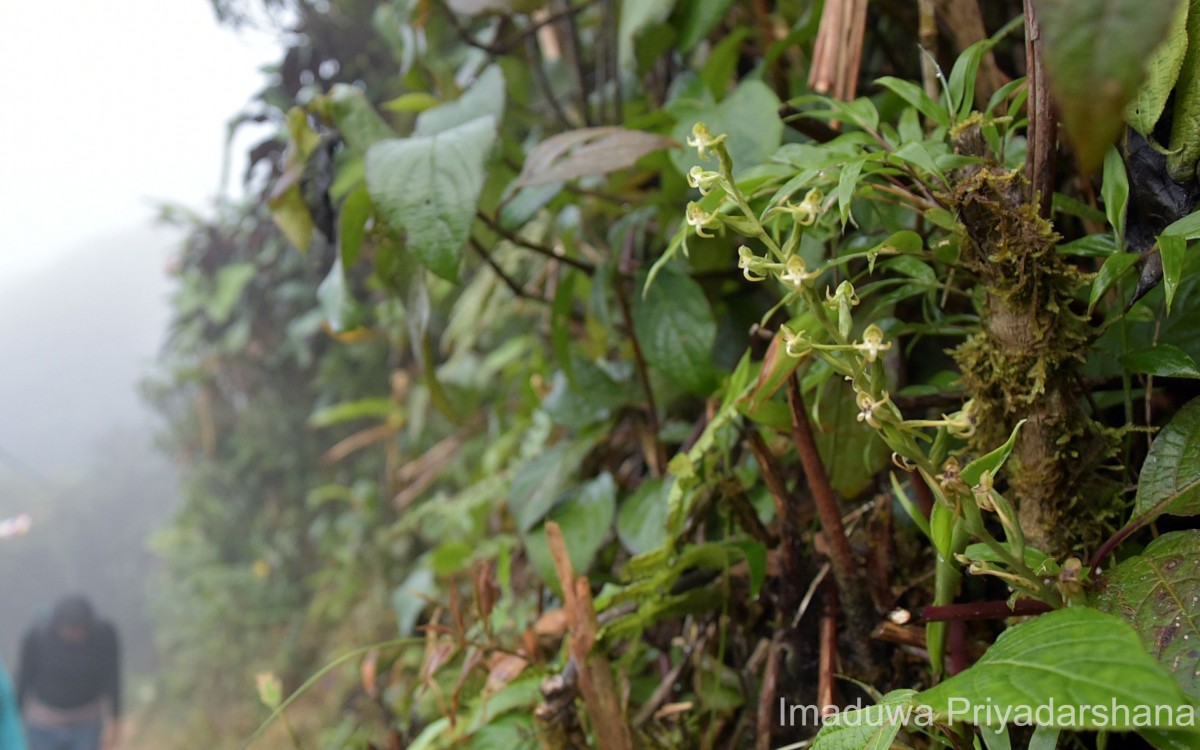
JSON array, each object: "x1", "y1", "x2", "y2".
[{"x1": 147, "y1": 0, "x2": 1200, "y2": 748}]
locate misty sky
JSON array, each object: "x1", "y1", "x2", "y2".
[
  {"x1": 0, "y1": 0, "x2": 278, "y2": 285},
  {"x1": 0, "y1": 1, "x2": 280, "y2": 473}
]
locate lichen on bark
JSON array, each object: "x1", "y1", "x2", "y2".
[{"x1": 945, "y1": 121, "x2": 1119, "y2": 554}]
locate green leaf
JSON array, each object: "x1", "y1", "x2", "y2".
[
  {"x1": 509, "y1": 442, "x2": 589, "y2": 533},
  {"x1": 1102, "y1": 145, "x2": 1130, "y2": 243},
  {"x1": 524, "y1": 473, "x2": 617, "y2": 588},
  {"x1": 1095, "y1": 529, "x2": 1200, "y2": 701},
  {"x1": 812, "y1": 381, "x2": 892, "y2": 499},
  {"x1": 1029, "y1": 725, "x2": 1061, "y2": 750},
  {"x1": 1163, "y1": 207, "x2": 1200, "y2": 239},
  {"x1": 1160, "y1": 233, "x2": 1187, "y2": 314},
  {"x1": 308, "y1": 398, "x2": 395, "y2": 428},
  {"x1": 1128, "y1": 0, "x2": 1191, "y2": 134},
  {"x1": 268, "y1": 179, "x2": 314, "y2": 253},
  {"x1": 674, "y1": 0, "x2": 736, "y2": 52},
  {"x1": 961, "y1": 420, "x2": 1025, "y2": 487},
  {"x1": 617, "y1": 478, "x2": 671, "y2": 555},
  {"x1": 979, "y1": 723, "x2": 1011, "y2": 750},
  {"x1": 325, "y1": 84, "x2": 395, "y2": 151},
  {"x1": 917, "y1": 608, "x2": 1198, "y2": 731},
  {"x1": 365, "y1": 116, "x2": 497, "y2": 282},
  {"x1": 392, "y1": 567, "x2": 436, "y2": 636},
  {"x1": 875, "y1": 76, "x2": 950, "y2": 129},
  {"x1": 948, "y1": 36, "x2": 1003, "y2": 121},
  {"x1": 633, "y1": 268, "x2": 717, "y2": 394},
  {"x1": 317, "y1": 257, "x2": 357, "y2": 333},
  {"x1": 206, "y1": 263, "x2": 256, "y2": 325},
  {"x1": 1133, "y1": 396, "x2": 1200, "y2": 522},
  {"x1": 1121, "y1": 344, "x2": 1200, "y2": 379},
  {"x1": 810, "y1": 690, "x2": 918, "y2": 750},
  {"x1": 670, "y1": 80, "x2": 783, "y2": 177},
  {"x1": 1034, "y1": 0, "x2": 1181, "y2": 171},
  {"x1": 381, "y1": 91, "x2": 439, "y2": 113},
  {"x1": 415, "y1": 65, "x2": 506, "y2": 136},
  {"x1": 1168, "y1": 0, "x2": 1200, "y2": 181},
  {"x1": 1088, "y1": 252, "x2": 1140, "y2": 314},
  {"x1": 619, "y1": 0, "x2": 676, "y2": 67},
  {"x1": 338, "y1": 184, "x2": 373, "y2": 268}
]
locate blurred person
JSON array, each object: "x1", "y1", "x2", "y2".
[
  {"x1": 0, "y1": 656, "x2": 24, "y2": 750},
  {"x1": 17, "y1": 597, "x2": 119, "y2": 750}
]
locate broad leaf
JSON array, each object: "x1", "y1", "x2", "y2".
[
  {"x1": 1120, "y1": 344, "x2": 1200, "y2": 379},
  {"x1": 675, "y1": 0, "x2": 736, "y2": 52},
  {"x1": 617, "y1": 478, "x2": 671, "y2": 555},
  {"x1": 517, "y1": 127, "x2": 673, "y2": 187},
  {"x1": 325, "y1": 84, "x2": 395, "y2": 150},
  {"x1": 524, "y1": 473, "x2": 617, "y2": 588},
  {"x1": 962, "y1": 419, "x2": 1025, "y2": 487},
  {"x1": 670, "y1": 80, "x2": 783, "y2": 176},
  {"x1": 918, "y1": 608, "x2": 1198, "y2": 731},
  {"x1": 1134, "y1": 396, "x2": 1200, "y2": 521},
  {"x1": 618, "y1": 0, "x2": 676, "y2": 67},
  {"x1": 1088, "y1": 251, "x2": 1140, "y2": 314},
  {"x1": 415, "y1": 65, "x2": 506, "y2": 136},
  {"x1": 1102, "y1": 145, "x2": 1130, "y2": 243},
  {"x1": 1096, "y1": 529, "x2": 1200, "y2": 701},
  {"x1": 1161, "y1": 233, "x2": 1187, "y2": 314},
  {"x1": 1034, "y1": 0, "x2": 1180, "y2": 171},
  {"x1": 1128, "y1": 0, "x2": 1191, "y2": 135},
  {"x1": 365, "y1": 116, "x2": 497, "y2": 281},
  {"x1": 810, "y1": 690, "x2": 918, "y2": 750},
  {"x1": 633, "y1": 269, "x2": 717, "y2": 394},
  {"x1": 508, "y1": 441, "x2": 590, "y2": 533}
]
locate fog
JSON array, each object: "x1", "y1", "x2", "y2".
[{"x1": 0, "y1": 226, "x2": 179, "y2": 684}]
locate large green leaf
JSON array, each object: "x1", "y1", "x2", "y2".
[
  {"x1": 812, "y1": 382, "x2": 892, "y2": 499},
  {"x1": 1095, "y1": 530, "x2": 1200, "y2": 701},
  {"x1": 1129, "y1": 0, "x2": 1191, "y2": 135},
  {"x1": 617, "y1": 478, "x2": 671, "y2": 555},
  {"x1": 325, "y1": 83, "x2": 395, "y2": 151},
  {"x1": 365, "y1": 116, "x2": 497, "y2": 281},
  {"x1": 633, "y1": 268, "x2": 717, "y2": 395},
  {"x1": 1121, "y1": 344, "x2": 1200, "y2": 379},
  {"x1": 1134, "y1": 396, "x2": 1200, "y2": 521},
  {"x1": 810, "y1": 690, "x2": 918, "y2": 750},
  {"x1": 918, "y1": 608, "x2": 1198, "y2": 731},
  {"x1": 618, "y1": 0, "x2": 676, "y2": 68},
  {"x1": 1088, "y1": 251, "x2": 1140, "y2": 314},
  {"x1": 508, "y1": 441, "x2": 591, "y2": 533},
  {"x1": 674, "y1": 0, "x2": 736, "y2": 52},
  {"x1": 1034, "y1": 0, "x2": 1180, "y2": 171},
  {"x1": 524, "y1": 473, "x2": 617, "y2": 588},
  {"x1": 415, "y1": 65, "x2": 506, "y2": 136},
  {"x1": 669, "y1": 80, "x2": 784, "y2": 176}
]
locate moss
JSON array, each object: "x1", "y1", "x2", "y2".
[{"x1": 943, "y1": 139, "x2": 1118, "y2": 554}]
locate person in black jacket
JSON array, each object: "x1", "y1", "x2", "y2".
[{"x1": 16, "y1": 597, "x2": 119, "y2": 750}]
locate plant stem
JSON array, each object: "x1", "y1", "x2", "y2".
[{"x1": 785, "y1": 374, "x2": 876, "y2": 671}]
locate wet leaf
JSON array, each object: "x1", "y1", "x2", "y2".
[
  {"x1": 1120, "y1": 344, "x2": 1200, "y2": 378},
  {"x1": 918, "y1": 608, "x2": 1197, "y2": 730},
  {"x1": 1095, "y1": 529, "x2": 1200, "y2": 701},
  {"x1": 365, "y1": 116, "x2": 497, "y2": 281},
  {"x1": 1133, "y1": 396, "x2": 1200, "y2": 522},
  {"x1": 1034, "y1": 0, "x2": 1180, "y2": 171},
  {"x1": 633, "y1": 268, "x2": 717, "y2": 394},
  {"x1": 810, "y1": 690, "x2": 918, "y2": 750}
]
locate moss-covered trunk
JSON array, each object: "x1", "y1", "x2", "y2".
[{"x1": 947, "y1": 125, "x2": 1103, "y2": 553}]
